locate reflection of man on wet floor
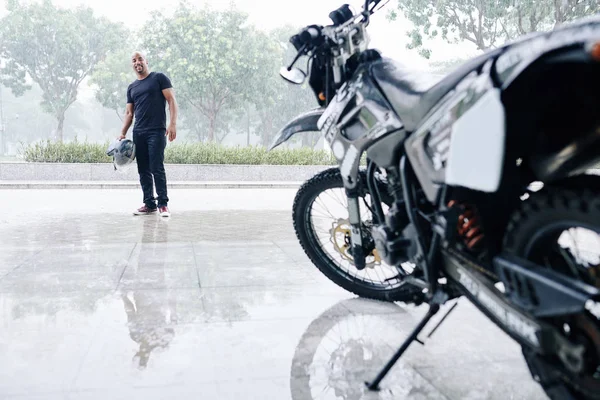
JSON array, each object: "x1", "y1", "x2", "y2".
[{"x1": 122, "y1": 216, "x2": 177, "y2": 369}]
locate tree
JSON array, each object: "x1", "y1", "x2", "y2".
[
  {"x1": 89, "y1": 47, "x2": 138, "y2": 122},
  {"x1": 0, "y1": 0, "x2": 126, "y2": 141},
  {"x1": 389, "y1": 0, "x2": 600, "y2": 58},
  {"x1": 140, "y1": 2, "x2": 265, "y2": 142},
  {"x1": 510, "y1": 0, "x2": 599, "y2": 34},
  {"x1": 250, "y1": 25, "x2": 316, "y2": 147}
]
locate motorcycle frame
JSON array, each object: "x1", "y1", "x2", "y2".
[{"x1": 270, "y1": 10, "x2": 600, "y2": 391}]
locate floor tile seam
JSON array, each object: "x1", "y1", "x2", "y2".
[
  {"x1": 411, "y1": 356, "x2": 524, "y2": 370},
  {"x1": 184, "y1": 282, "x2": 323, "y2": 289},
  {"x1": 13, "y1": 374, "x2": 292, "y2": 396},
  {"x1": 0, "y1": 389, "x2": 72, "y2": 398},
  {"x1": 268, "y1": 239, "x2": 320, "y2": 283},
  {"x1": 66, "y1": 316, "x2": 110, "y2": 394},
  {"x1": 0, "y1": 288, "x2": 118, "y2": 295},
  {"x1": 113, "y1": 283, "x2": 347, "y2": 292},
  {"x1": 111, "y1": 285, "x2": 207, "y2": 293},
  {"x1": 192, "y1": 259, "x2": 311, "y2": 267},
  {"x1": 0, "y1": 281, "x2": 338, "y2": 295},
  {"x1": 191, "y1": 242, "x2": 203, "y2": 291},
  {"x1": 0, "y1": 247, "x2": 48, "y2": 282},
  {"x1": 398, "y1": 363, "x2": 455, "y2": 400},
  {"x1": 113, "y1": 242, "x2": 139, "y2": 293},
  {"x1": 271, "y1": 240, "x2": 312, "y2": 270},
  {"x1": 96, "y1": 314, "x2": 340, "y2": 327},
  {"x1": 113, "y1": 284, "x2": 208, "y2": 291}
]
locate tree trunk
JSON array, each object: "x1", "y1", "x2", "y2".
[
  {"x1": 194, "y1": 123, "x2": 203, "y2": 142},
  {"x1": 262, "y1": 116, "x2": 273, "y2": 147},
  {"x1": 246, "y1": 106, "x2": 251, "y2": 146},
  {"x1": 56, "y1": 112, "x2": 65, "y2": 142},
  {"x1": 208, "y1": 112, "x2": 217, "y2": 142},
  {"x1": 301, "y1": 131, "x2": 311, "y2": 147},
  {"x1": 554, "y1": 0, "x2": 565, "y2": 28},
  {"x1": 311, "y1": 133, "x2": 319, "y2": 147}
]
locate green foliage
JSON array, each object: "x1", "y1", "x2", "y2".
[
  {"x1": 164, "y1": 142, "x2": 336, "y2": 165},
  {"x1": 22, "y1": 138, "x2": 111, "y2": 163},
  {"x1": 1, "y1": 1, "x2": 316, "y2": 148},
  {"x1": 140, "y1": 3, "x2": 267, "y2": 142},
  {"x1": 390, "y1": 0, "x2": 512, "y2": 57},
  {"x1": 88, "y1": 47, "x2": 139, "y2": 120},
  {"x1": 21, "y1": 140, "x2": 337, "y2": 165},
  {"x1": 121, "y1": 3, "x2": 316, "y2": 145},
  {"x1": 0, "y1": 0, "x2": 127, "y2": 140},
  {"x1": 251, "y1": 25, "x2": 316, "y2": 146},
  {"x1": 390, "y1": 0, "x2": 600, "y2": 58}
]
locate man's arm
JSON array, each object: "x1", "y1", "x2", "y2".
[
  {"x1": 119, "y1": 103, "x2": 134, "y2": 140},
  {"x1": 163, "y1": 87, "x2": 178, "y2": 142}
]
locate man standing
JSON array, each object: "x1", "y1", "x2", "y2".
[{"x1": 119, "y1": 51, "x2": 178, "y2": 217}]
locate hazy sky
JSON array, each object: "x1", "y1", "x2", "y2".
[
  {"x1": 0, "y1": 0, "x2": 478, "y2": 104},
  {"x1": 0, "y1": 0, "x2": 478, "y2": 68}
]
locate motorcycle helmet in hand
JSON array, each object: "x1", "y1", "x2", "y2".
[{"x1": 106, "y1": 138, "x2": 136, "y2": 171}]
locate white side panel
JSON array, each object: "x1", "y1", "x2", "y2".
[{"x1": 445, "y1": 88, "x2": 506, "y2": 193}]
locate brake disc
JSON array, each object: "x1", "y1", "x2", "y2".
[{"x1": 329, "y1": 218, "x2": 381, "y2": 268}]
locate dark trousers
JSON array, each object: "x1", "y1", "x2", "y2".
[{"x1": 133, "y1": 129, "x2": 168, "y2": 208}]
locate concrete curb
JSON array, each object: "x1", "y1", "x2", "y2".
[
  {"x1": 0, "y1": 162, "x2": 332, "y2": 182},
  {"x1": 0, "y1": 181, "x2": 305, "y2": 189}
]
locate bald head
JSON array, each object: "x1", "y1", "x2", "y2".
[
  {"x1": 131, "y1": 51, "x2": 150, "y2": 79},
  {"x1": 131, "y1": 50, "x2": 146, "y2": 60}
]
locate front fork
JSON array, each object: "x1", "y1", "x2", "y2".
[
  {"x1": 346, "y1": 192, "x2": 367, "y2": 270},
  {"x1": 343, "y1": 159, "x2": 386, "y2": 271}
]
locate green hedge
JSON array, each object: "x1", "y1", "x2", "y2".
[{"x1": 21, "y1": 140, "x2": 339, "y2": 165}]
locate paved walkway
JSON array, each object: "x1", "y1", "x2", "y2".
[{"x1": 0, "y1": 189, "x2": 547, "y2": 399}]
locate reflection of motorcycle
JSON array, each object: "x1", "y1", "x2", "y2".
[
  {"x1": 290, "y1": 299, "x2": 435, "y2": 400},
  {"x1": 272, "y1": 1, "x2": 600, "y2": 398}
]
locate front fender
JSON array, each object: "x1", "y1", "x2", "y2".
[{"x1": 268, "y1": 107, "x2": 324, "y2": 151}]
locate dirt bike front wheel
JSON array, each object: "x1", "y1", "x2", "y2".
[{"x1": 292, "y1": 167, "x2": 420, "y2": 303}]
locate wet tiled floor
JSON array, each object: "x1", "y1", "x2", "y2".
[{"x1": 0, "y1": 189, "x2": 547, "y2": 399}]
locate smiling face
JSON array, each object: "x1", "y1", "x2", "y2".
[{"x1": 131, "y1": 51, "x2": 149, "y2": 77}]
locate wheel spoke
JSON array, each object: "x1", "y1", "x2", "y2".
[
  {"x1": 557, "y1": 245, "x2": 587, "y2": 283},
  {"x1": 298, "y1": 171, "x2": 413, "y2": 296}
]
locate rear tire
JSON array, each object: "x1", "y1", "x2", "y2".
[
  {"x1": 503, "y1": 175, "x2": 600, "y2": 400},
  {"x1": 293, "y1": 167, "x2": 420, "y2": 303}
]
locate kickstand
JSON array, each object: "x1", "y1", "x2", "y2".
[
  {"x1": 414, "y1": 299, "x2": 459, "y2": 345},
  {"x1": 365, "y1": 292, "x2": 453, "y2": 391}
]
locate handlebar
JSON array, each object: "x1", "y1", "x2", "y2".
[
  {"x1": 284, "y1": 0, "x2": 386, "y2": 82},
  {"x1": 329, "y1": 4, "x2": 353, "y2": 26},
  {"x1": 290, "y1": 25, "x2": 322, "y2": 52},
  {"x1": 303, "y1": 26, "x2": 321, "y2": 41}
]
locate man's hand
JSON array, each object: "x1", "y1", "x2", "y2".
[
  {"x1": 118, "y1": 133, "x2": 127, "y2": 141},
  {"x1": 167, "y1": 123, "x2": 176, "y2": 142},
  {"x1": 162, "y1": 87, "x2": 178, "y2": 142}
]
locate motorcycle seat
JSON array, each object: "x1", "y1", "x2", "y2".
[{"x1": 371, "y1": 49, "x2": 503, "y2": 132}]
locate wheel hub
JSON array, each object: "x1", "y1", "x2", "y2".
[{"x1": 329, "y1": 218, "x2": 380, "y2": 268}]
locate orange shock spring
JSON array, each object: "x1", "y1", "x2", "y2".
[{"x1": 448, "y1": 200, "x2": 485, "y2": 250}]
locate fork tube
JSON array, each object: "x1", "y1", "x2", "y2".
[
  {"x1": 400, "y1": 156, "x2": 431, "y2": 283},
  {"x1": 366, "y1": 159, "x2": 385, "y2": 225},
  {"x1": 346, "y1": 189, "x2": 367, "y2": 270}
]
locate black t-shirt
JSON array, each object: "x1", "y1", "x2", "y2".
[{"x1": 127, "y1": 72, "x2": 173, "y2": 133}]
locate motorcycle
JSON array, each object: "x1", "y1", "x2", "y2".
[{"x1": 268, "y1": 0, "x2": 600, "y2": 398}]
